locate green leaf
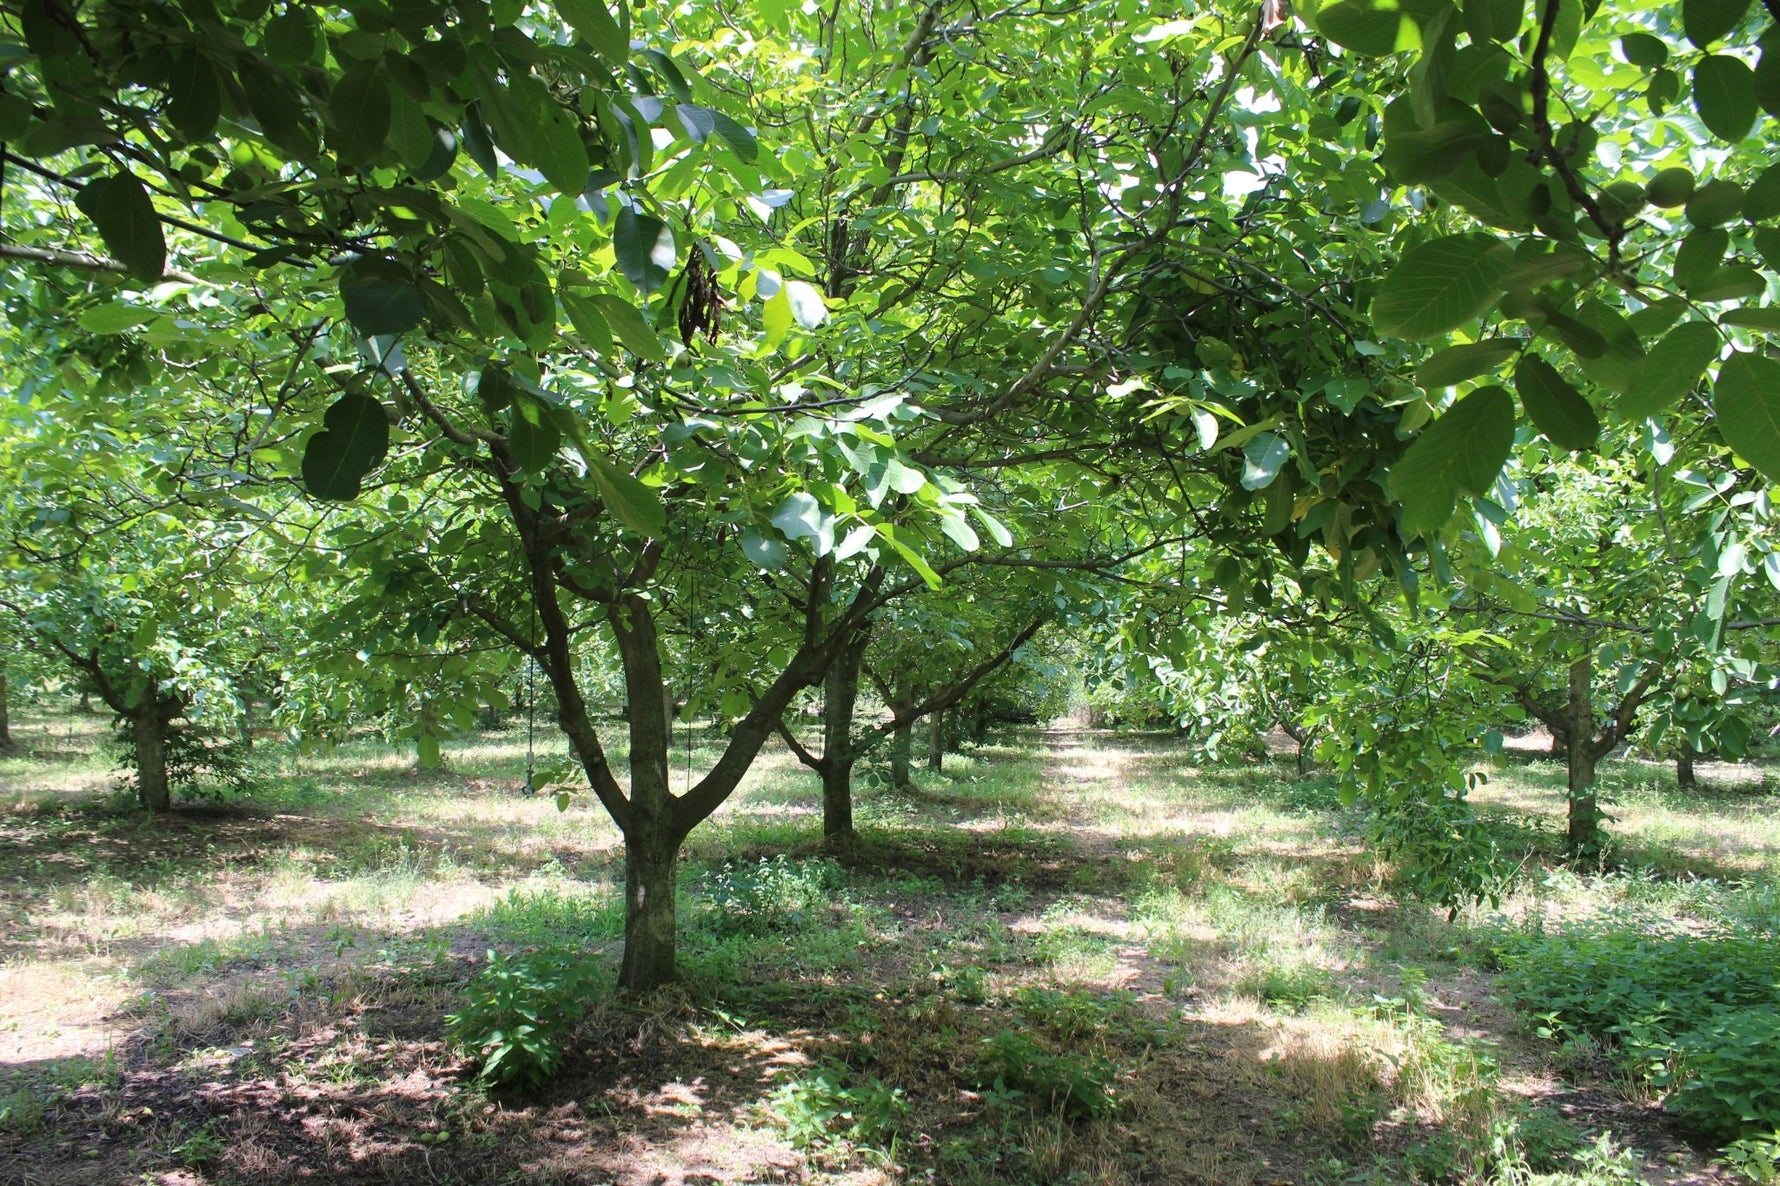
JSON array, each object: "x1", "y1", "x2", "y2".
[
  {"x1": 166, "y1": 50, "x2": 222, "y2": 140},
  {"x1": 1675, "y1": 228, "x2": 1730, "y2": 291},
  {"x1": 1646, "y1": 167, "x2": 1695, "y2": 209},
  {"x1": 1720, "y1": 307, "x2": 1780, "y2": 331},
  {"x1": 1714, "y1": 351, "x2": 1780, "y2": 481},
  {"x1": 263, "y1": 7, "x2": 319, "y2": 65},
  {"x1": 1684, "y1": 180, "x2": 1743, "y2": 228},
  {"x1": 1690, "y1": 266, "x2": 1766, "y2": 302},
  {"x1": 1379, "y1": 101, "x2": 1492, "y2": 185},
  {"x1": 1757, "y1": 227, "x2": 1780, "y2": 273},
  {"x1": 1619, "y1": 33, "x2": 1668, "y2": 68},
  {"x1": 1759, "y1": 43, "x2": 1780, "y2": 120},
  {"x1": 1742, "y1": 164, "x2": 1780, "y2": 223},
  {"x1": 476, "y1": 364, "x2": 518, "y2": 414},
  {"x1": 341, "y1": 272, "x2": 427, "y2": 337},
  {"x1": 613, "y1": 207, "x2": 674, "y2": 295},
  {"x1": 762, "y1": 287, "x2": 793, "y2": 351},
  {"x1": 590, "y1": 293, "x2": 665, "y2": 362},
  {"x1": 532, "y1": 105, "x2": 591, "y2": 197},
  {"x1": 238, "y1": 60, "x2": 317, "y2": 156},
  {"x1": 329, "y1": 59, "x2": 392, "y2": 165},
  {"x1": 74, "y1": 173, "x2": 166, "y2": 283},
  {"x1": 785, "y1": 280, "x2": 827, "y2": 329},
  {"x1": 1390, "y1": 385, "x2": 1516, "y2": 537},
  {"x1": 1683, "y1": 0, "x2": 1750, "y2": 48},
  {"x1": 586, "y1": 455, "x2": 666, "y2": 536},
  {"x1": 707, "y1": 110, "x2": 759, "y2": 163},
  {"x1": 461, "y1": 103, "x2": 499, "y2": 178},
  {"x1": 1515, "y1": 356, "x2": 1599, "y2": 450},
  {"x1": 740, "y1": 528, "x2": 788, "y2": 569},
  {"x1": 387, "y1": 88, "x2": 436, "y2": 172},
  {"x1": 1316, "y1": 0, "x2": 1410, "y2": 55},
  {"x1": 1263, "y1": 468, "x2": 1296, "y2": 535},
  {"x1": 559, "y1": 290, "x2": 614, "y2": 354},
  {"x1": 771, "y1": 491, "x2": 835, "y2": 556},
  {"x1": 1417, "y1": 338, "x2": 1521, "y2": 387},
  {"x1": 301, "y1": 393, "x2": 390, "y2": 500},
  {"x1": 1371, "y1": 234, "x2": 1514, "y2": 340},
  {"x1": 675, "y1": 103, "x2": 714, "y2": 144},
  {"x1": 1621, "y1": 321, "x2": 1721, "y2": 420},
  {"x1": 1240, "y1": 431, "x2": 1290, "y2": 490},
  {"x1": 939, "y1": 511, "x2": 979, "y2": 551},
  {"x1": 507, "y1": 396, "x2": 561, "y2": 472},
  {"x1": 555, "y1": 0, "x2": 628, "y2": 66},
  {"x1": 77, "y1": 304, "x2": 157, "y2": 334},
  {"x1": 1499, "y1": 240, "x2": 1595, "y2": 291},
  {"x1": 1571, "y1": 301, "x2": 1644, "y2": 392},
  {"x1": 1693, "y1": 56, "x2": 1758, "y2": 142}
]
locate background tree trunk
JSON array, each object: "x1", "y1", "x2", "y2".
[
  {"x1": 1563, "y1": 657, "x2": 1602, "y2": 856},
  {"x1": 928, "y1": 712, "x2": 944, "y2": 772},
  {"x1": 1548, "y1": 724, "x2": 1567, "y2": 759},
  {"x1": 890, "y1": 718, "x2": 912, "y2": 789},
  {"x1": 821, "y1": 760, "x2": 855, "y2": 840},
  {"x1": 134, "y1": 710, "x2": 172, "y2": 813},
  {"x1": 0, "y1": 670, "x2": 13, "y2": 753},
  {"x1": 818, "y1": 629, "x2": 868, "y2": 843},
  {"x1": 1677, "y1": 744, "x2": 1698, "y2": 791}
]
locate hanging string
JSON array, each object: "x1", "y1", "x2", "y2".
[
  {"x1": 685, "y1": 564, "x2": 696, "y2": 794},
  {"x1": 523, "y1": 591, "x2": 538, "y2": 796}
]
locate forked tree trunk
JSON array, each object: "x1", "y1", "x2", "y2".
[
  {"x1": 1677, "y1": 745, "x2": 1698, "y2": 791},
  {"x1": 610, "y1": 594, "x2": 685, "y2": 993},
  {"x1": 1508, "y1": 651, "x2": 1658, "y2": 862},
  {"x1": 1563, "y1": 657, "x2": 1603, "y2": 857},
  {"x1": 134, "y1": 709, "x2": 172, "y2": 813}
]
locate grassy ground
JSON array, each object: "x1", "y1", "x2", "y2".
[{"x1": 0, "y1": 710, "x2": 1775, "y2": 1185}]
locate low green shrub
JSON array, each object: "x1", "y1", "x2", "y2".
[
  {"x1": 1664, "y1": 1008, "x2": 1780, "y2": 1141},
  {"x1": 1492, "y1": 922, "x2": 1780, "y2": 1052},
  {"x1": 768, "y1": 1065, "x2": 907, "y2": 1154},
  {"x1": 116, "y1": 720, "x2": 255, "y2": 802},
  {"x1": 1723, "y1": 1131, "x2": 1780, "y2": 1184},
  {"x1": 1012, "y1": 986, "x2": 1166, "y2": 1045},
  {"x1": 975, "y1": 1030, "x2": 1117, "y2": 1119},
  {"x1": 1237, "y1": 963, "x2": 1335, "y2": 1012},
  {"x1": 1492, "y1": 920, "x2": 1780, "y2": 1141},
  {"x1": 699, "y1": 855, "x2": 844, "y2": 938},
  {"x1": 445, "y1": 949, "x2": 601, "y2": 1089}
]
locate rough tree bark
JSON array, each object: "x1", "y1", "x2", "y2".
[
  {"x1": 1562, "y1": 658, "x2": 1602, "y2": 856},
  {"x1": 818, "y1": 633, "x2": 868, "y2": 841},
  {"x1": 889, "y1": 717, "x2": 912, "y2": 789},
  {"x1": 1676, "y1": 744, "x2": 1698, "y2": 792},
  {"x1": 133, "y1": 708, "x2": 172, "y2": 813}
]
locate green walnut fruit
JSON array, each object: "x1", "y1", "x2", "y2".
[{"x1": 1646, "y1": 167, "x2": 1695, "y2": 208}]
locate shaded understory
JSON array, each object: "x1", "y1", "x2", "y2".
[{"x1": 1, "y1": 714, "x2": 1775, "y2": 1185}]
